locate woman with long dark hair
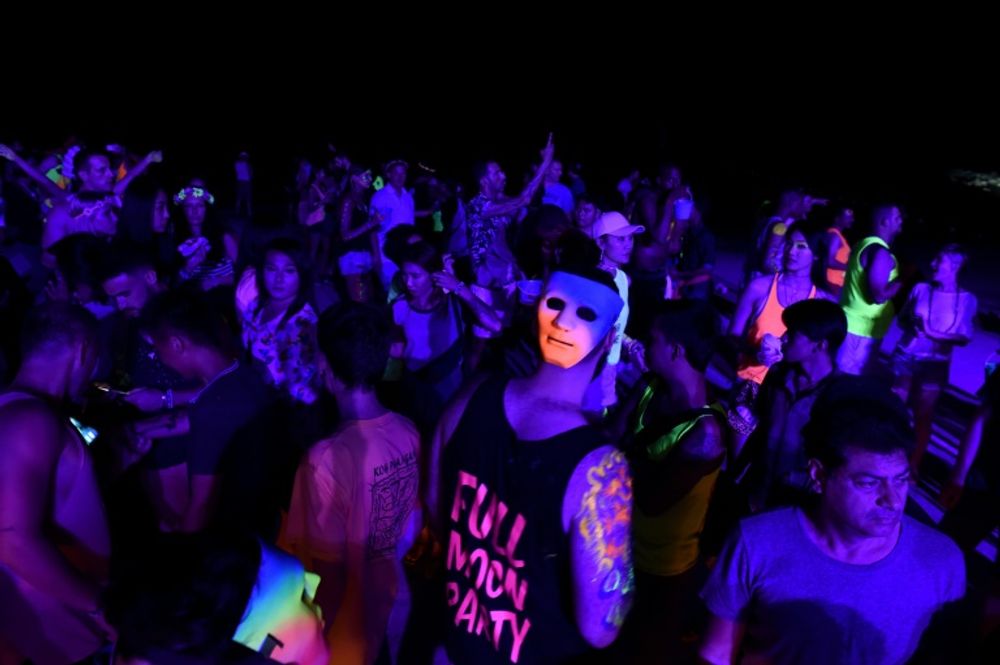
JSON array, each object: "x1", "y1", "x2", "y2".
[{"x1": 240, "y1": 238, "x2": 321, "y2": 405}]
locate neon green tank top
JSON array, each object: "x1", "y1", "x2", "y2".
[{"x1": 840, "y1": 236, "x2": 898, "y2": 338}]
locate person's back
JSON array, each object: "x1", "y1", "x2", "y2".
[
  {"x1": 286, "y1": 412, "x2": 419, "y2": 661},
  {"x1": 283, "y1": 302, "x2": 420, "y2": 665}
]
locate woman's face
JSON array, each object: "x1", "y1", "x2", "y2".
[
  {"x1": 784, "y1": 230, "x2": 814, "y2": 273},
  {"x1": 931, "y1": 251, "x2": 962, "y2": 283},
  {"x1": 182, "y1": 199, "x2": 207, "y2": 228},
  {"x1": 263, "y1": 250, "x2": 300, "y2": 302},
  {"x1": 351, "y1": 170, "x2": 373, "y2": 190},
  {"x1": 401, "y1": 261, "x2": 433, "y2": 300},
  {"x1": 152, "y1": 190, "x2": 170, "y2": 233}
]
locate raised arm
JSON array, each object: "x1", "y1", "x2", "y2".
[
  {"x1": 433, "y1": 271, "x2": 502, "y2": 334},
  {"x1": 113, "y1": 150, "x2": 162, "y2": 196},
  {"x1": 0, "y1": 143, "x2": 64, "y2": 199}
]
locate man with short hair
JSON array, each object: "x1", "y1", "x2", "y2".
[
  {"x1": 466, "y1": 136, "x2": 554, "y2": 290},
  {"x1": 139, "y1": 288, "x2": 281, "y2": 535},
  {"x1": 97, "y1": 244, "x2": 199, "y2": 412},
  {"x1": 285, "y1": 302, "x2": 420, "y2": 665},
  {"x1": 739, "y1": 299, "x2": 847, "y2": 510},
  {"x1": 838, "y1": 204, "x2": 904, "y2": 375},
  {"x1": 572, "y1": 194, "x2": 601, "y2": 238},
  {"x1": 541, "y1": 159, "x2": 575, "y2": 214},
  {"x1": 622, "y1": 300, "x2": 725, "y2": 664},
  {"x1": 42, "y1": 148, "x2": 162, "y2": 260},
  {"x1": 700, "y1": 378, "x2": 966, "y2": 665}
]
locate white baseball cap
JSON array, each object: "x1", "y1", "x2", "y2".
[{"x1": 591, "y1": 211, "x2": 645, "y2": 239}]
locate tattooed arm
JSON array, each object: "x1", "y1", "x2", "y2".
[{"x1": 563, "y1": 445, "x2": 634, "y2": 648}]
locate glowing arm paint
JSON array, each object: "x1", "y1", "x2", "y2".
[{"x1": 564, "y1": 446, "x2": 634, "y2": 647}]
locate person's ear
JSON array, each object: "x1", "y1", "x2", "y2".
[
  {"x1": 807, "y1": 459, "x2": 827, "y2": 494},
  {"x1": 169, "y1": 334, "x2": 185, "y2": 356}
]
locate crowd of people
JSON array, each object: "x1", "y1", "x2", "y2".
[{"x1": 0, "y1": 133, "x2": 996, "y2": 664}]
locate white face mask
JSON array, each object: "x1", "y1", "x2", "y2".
[{"x1": 537, "y1": 271, "x2": 622, "y2": 368}]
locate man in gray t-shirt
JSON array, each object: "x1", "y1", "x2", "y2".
[{"x1": 700, "y1": 378, "x2": 966, "y2": 665}]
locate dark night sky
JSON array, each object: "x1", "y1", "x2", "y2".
[{"x1": 6, "y1": 50, "x2": 1000, "y2": 242}]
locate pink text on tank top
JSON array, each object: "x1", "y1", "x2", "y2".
[{"x1": 446, "y1": 470, "x2": 532, "y2": 662}]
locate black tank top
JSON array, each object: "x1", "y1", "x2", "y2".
[
  {"x1": 339, "y1": 200, "x2": 372, "y2": 255},
  {"x1": 440, "y1": 375, "x2": 604, "y2": 664}
]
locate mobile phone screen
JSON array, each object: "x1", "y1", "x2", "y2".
[{"x1": 69, "y1": 417, "x2": 99, "y2": 446}]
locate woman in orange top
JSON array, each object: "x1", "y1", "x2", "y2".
[
  {"x1": 823, "y1": 206, "x2": 855, "y2": 294},
  {"x1": 726, "y1": 223, "x2": 835, "y2": 442}
]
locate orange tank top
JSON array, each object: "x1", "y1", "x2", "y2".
[
  {"x1": 737, "y1": 275, "x2": 816, "y2": 384},
  {"x1": 826, "y1": 227, "x2": 850, "y2": 287}
]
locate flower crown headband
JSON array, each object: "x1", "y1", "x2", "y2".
[{"x1": 173, "y1": 187, "x2": 215, "y2": 205}]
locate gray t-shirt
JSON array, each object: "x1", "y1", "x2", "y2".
[{"x1": 702, "y1": 507, "x2": 965, "y2": 665}]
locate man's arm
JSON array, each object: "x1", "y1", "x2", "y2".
[
  {"x1": 132, "y1": 410, "x2": 191, "y2": 439},
  {"x1": 479, "y1": 134, "x2": 555, "y2": 221},
  {"x1": 699, "y1": 520, "x2": 757, "y2": 663},
  {"x1": 433, "y1": 273, "x2": 502, "y2": 334},
  {"x1": 637, "y1": 417, "x2": 725, "y2": 516},
  {"x1": 286, "y1": 456, "x2": 365, "y2": 665},
  {"x1": 0, "y1": 402, "x2": 103, "y2": 611},
  {"x1": 112, "y1": 150, "x2": 162, "y2": 197},
  {"x1": 426, "y1": 376, "x2": 488, "y2": 535},
  {"x1": 312, "y1": 555, "x2": 366, "y2": 665},
  {"x1": 0, "y1": 143, "x2": 64, "y2": 198},
  {"x1": 123, "y1": 387, "x2": 203, "y2": 414},
  {"x1": 174, "y1": 413, "x2": 227, "y2": 532},
  {"x1": 564, "y1": 445, "x2": 633, "y2": 648},
  {"x1": 865, "y1": 245, "x2": 901, "y2": 304},
  {"x1": 176, "y1": 474, "x2": 220, "y2": 533},
  {"x1": 698, "y1": 615, "x2": 745, "y2": 665}
]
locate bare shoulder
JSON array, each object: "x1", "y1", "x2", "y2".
[
  {"x1": 748, "y1": 274, "x2": 773, "y2": 295},
  {"x1": 861, "y1": 241, "x2": 887, "y2": 266},
  {"x1": 677, "y1": 415, "x2": 726, "y2": 462},
  {"x1": 0, "y1": 396, "x2": 64, "y2": 456}
]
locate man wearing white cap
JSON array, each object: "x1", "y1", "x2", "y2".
[{"x1": 586, "y1": 211, "x2": 646, "y2": 413}]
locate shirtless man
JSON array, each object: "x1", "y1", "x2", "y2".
[{"x1": 0, "y1": 303, "x2": 112, "y2": 664}]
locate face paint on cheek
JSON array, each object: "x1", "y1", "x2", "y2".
[{"x1": 537, "y1": 272, "x2": 623, "y2": 368}]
